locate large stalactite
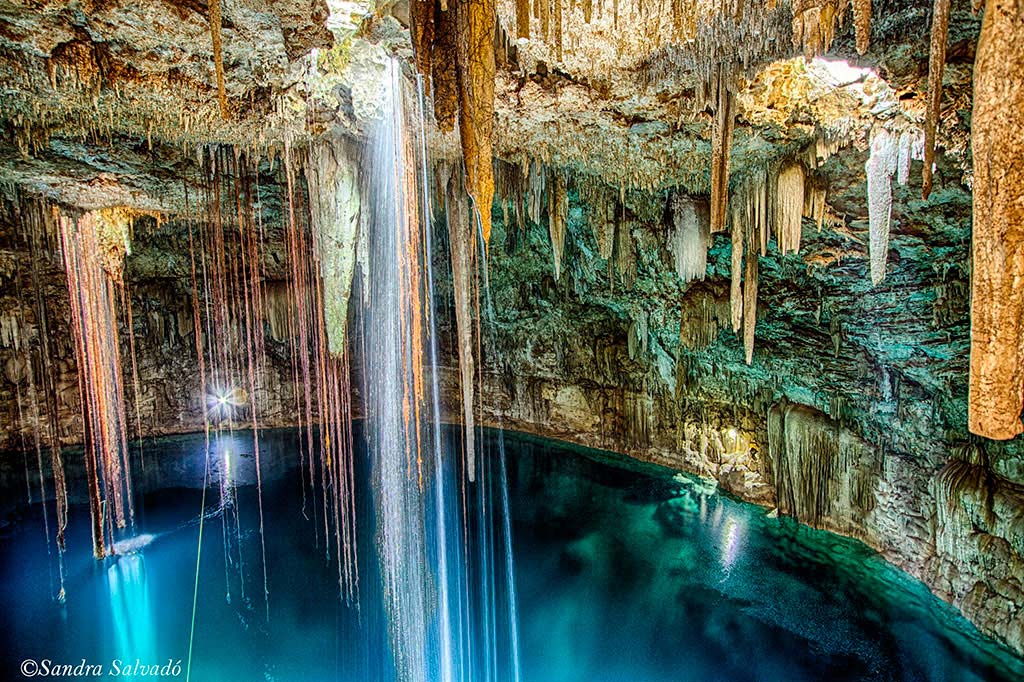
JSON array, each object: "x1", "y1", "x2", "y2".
[
  {"x1": 307, "y1": 138, "x2": 362, "y2": 356},
  {"x1": 922, "y1": 0, "x2": 950, "y2": 199},
  {"x1": 444, "y1": 165, "x2": 479, "y2": 480},
  {"x1": 710, "y1": 70, "x2": 735, "y2": 235},
  {"x1": 413, "y1": 0, "x2": 497, "y2": 245},
  {"x1": 969, "y1": 0, "x2": 1024, "y2": 440},
  {"x1": 455, "y1": 0, "x2": 497, "y2": 246}
]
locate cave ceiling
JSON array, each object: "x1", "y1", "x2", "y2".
[{"x1": 0, "y1": 0, "x2": 976, "y2": 209}]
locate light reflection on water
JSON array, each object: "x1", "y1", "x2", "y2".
[
  {"x1": 105, "y1": 554, "x2": 156, "y2": 664},
  {"x1": 0, "y1": 426, "x2": 1022, "y2": 682}
]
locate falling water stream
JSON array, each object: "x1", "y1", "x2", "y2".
[{"x1": 361, "y1": 58, "x2": 521, "y2": 682}]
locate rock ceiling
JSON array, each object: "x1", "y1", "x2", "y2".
[{"x1": 0, "y1": 0, "x2": 965, "y2": 207}]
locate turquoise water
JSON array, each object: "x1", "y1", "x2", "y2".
[{"x1": 2, "y1": 427, "x2": 1023, "y2": 681}]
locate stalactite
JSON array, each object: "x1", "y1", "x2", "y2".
[
  {"x1": 733, "y1": 168, "x2": 769, "y2": 256},
  {"x1": 209, "y1": 0, "x2": 228, "y2": 119},
  {"x1": 803, "y1": 183, "x2": 827, "y2": 230},
  {"x1": 627, "y1": 310, "x2": 649, "y2": 360},
  {"x1": 307, "y1": 138, "x2": 361, "y2": 355},
  {"x1": 969, "y1": 0, "x2": 1024, "y2": 440},
  {"x1": 679, "y1": 288, "x2": 726, "y2": 350},
  {"x1": 853, "y1": 0, "x2": 871, "y2": 54},
  {"x1": 580, "y1": 177, "x2": 615, "y2": 258},
  {"x1": 743, "y1": 217, "x2": 759, "y2": 364},
  {"x1": 730, "y1": 204, "x2": 744, "y2": 334},
  {"x1": 614, "y1": 218, "x2": 637, "y2": 289},
  {"x1": 670, "y1": 194, "x2": 708, "y2": 283},
  {"x1": 923, "y1": 0, "x2": 951, "y2": 199},
  {"x1": 766, "y1": 400, "x2": 878, "y2": 528},
  {"x1": 517, "y1": 0, "x2": 532, "y2": 37},
  {"x1": 527, "y1": 158, "x2": 546, "y2": 225},
  {"x1": 548, "y1": 171, "x2": 567, "y2": 280},
  {"x1": 865, "y1": 127, "x2": 897, "y2": 285},
  {"x1": 709, "y1": 70, "x2": 735, "y2": 234},
  {"x1": 445, "y1": 165, "x2": 478, "y2": 479},
  {"x1": 775, "y1": 162, "x2": 805, "y2": 255},
  {"x1": 433, "y1": 2, "x2": 459, "y2": 131},
  {"x1": 553, "y1": 0, "x2": 564, "y2": 61},
  {"x1": 412, "y1": 0, "x2": 437, "y2": 87},
  {"x1": 791, "y1": 0, "x2": 849, "y2": 57},
  {"x1": 411, "y1": 0, "x2": 436, "y2": 85},
  {"x1": 538, "y1": 0, "x2": 550, "y2": 40},
  {"x1": 455, "y1": 0, "x2": 497, "y2": 247}
]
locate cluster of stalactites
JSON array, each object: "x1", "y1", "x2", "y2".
[
  {"x1": 969, "y1": 0, "x2": 1024, "y2": 441},
  {"x1": 790, "y1": 0, "x2": 871, "y2": 57},
  {"x1": 548, "y1": 172, "x2": 568, "y2": 280},
  {"x1": 59, "y1": 207, "x2": 137, "y2": 559},
  {"x1": 678, "y1": 287, "x2": 728, "y2": 351},
  {"x1": 865, "y1": 126, "x2": 923, "y2": 285},
  {"x1": 766, "y1": 399, "x2": 877, "y2": 528},
  {"x1": 670, "y1": 194, "x2": 709, "y2": 283},
  {"x1": 775, "y1": 162, "x2": 804, "y2": 256},
  {"x1": 727, "y1": 168, "x2": 770, "y2": 365},
  {"x1": 411, "y1": 0, "x2": 497, "y2": 247},
  {"x1": 306, "y1": 138, "x2": 363, "y2": 356},
  {"x1": 723, "y1": 159, "x2": 816, "y2": 364}
]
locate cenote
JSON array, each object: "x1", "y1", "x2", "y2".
[
  {"x1": 2, "y1": 427, "x2": 1022, "y2": 682},
  {"x1": 3, "y1": 0, "x2": 1024, "y2": 680}
]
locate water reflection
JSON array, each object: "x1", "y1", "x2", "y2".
[
  {"x1": 105, "y1": 554, "x2": 156, "y2": 663},
  {"x1": 1, "y1": 427, "x2": 1022, "y2": 682}
]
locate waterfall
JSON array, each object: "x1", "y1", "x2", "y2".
[{"x1": 359, "y1": 57, "x2": 521, "y2": 682}]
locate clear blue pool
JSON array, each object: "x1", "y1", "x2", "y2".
[{"x1": 2, "y1": 426, "x2": 1022, "y2": 681}]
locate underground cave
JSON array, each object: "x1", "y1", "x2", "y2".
[{"x1": 1, "y1": 0, "x2": 1024, "y2": 680}]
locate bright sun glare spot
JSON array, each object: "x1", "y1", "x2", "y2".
[{"x1": 810, "y1": 57, "x2": 874, "y2": 87}]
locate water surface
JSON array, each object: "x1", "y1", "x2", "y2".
[{"x1": 1, "y1": 427, "x2": 1022, "y2": 681}]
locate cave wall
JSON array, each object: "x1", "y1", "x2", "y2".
[
  {"x1": 426, "y1": 141, "x2": 1024, "y2": 653},
  {"x1": 0, "y1": 195, "x2": 303, "y2": 453}
]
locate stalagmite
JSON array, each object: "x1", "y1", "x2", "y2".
[
  {"x1": 865, "y1": 128, "x2": 897, "y2": 285},
  {"x1": 775, "y1": 162, "x2": 805, "y2": 255},
  {"x1": 853, "y1": 0, "x2": 871, "y2": 54},
  {"x1": 923, "y1": 0, "x2": 951, "y2": 199},
  {"x1": 969, "y1": 0, "x2": 1024, "y2": 440},
  {"x1": 455, "y1": 0, "x2": 497, "y2": 246},
  {"x1": 445, "y1": 167, "x2": 478, "y2": 479},
  {"x1": 307, "y1": 139, "x2": 361, "y2": 355},
  {"x1": 548, "y1": 172, "x2": 567, "y2": 280},
  {"x1": 670, "y1": 194, "x2": 708, "y2": 283},
  {"x1": 710, "y1": 71, "x2": 735, "y2": 234}
]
